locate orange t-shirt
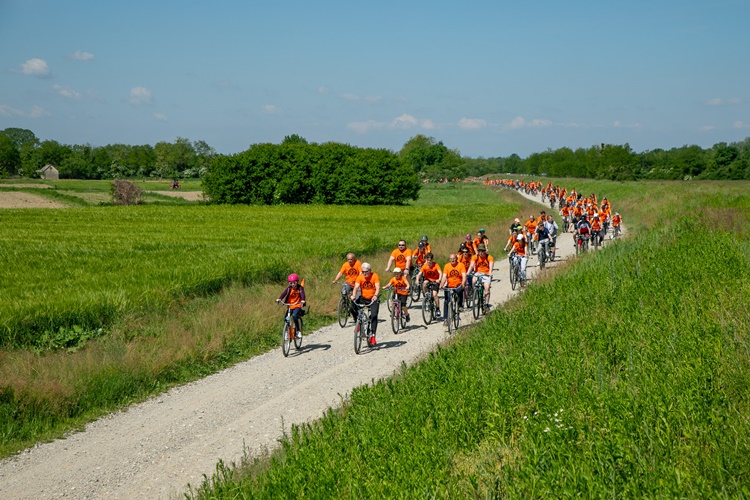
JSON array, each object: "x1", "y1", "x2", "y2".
[
  {"x1": 472, "y1": 254, "x2": 494, "y2": 274},
  {"x1": 442, "y1": 262, "x2": 466, "y2": 288},
  {"x1": 592, "y1": 219, "x2": 602, "y2": 231},
  {"x1": 524, "y1": 220, "x2": 537, "y2": 234},
  {"x1": 412, "y1": 248, "x2": 427, "y2": 268},
  {"x1": 287, "y1": 287, "x2": 304, "y2": 309},
  {"x1": 612, "y1": 214, "x2": 622, "y2": 226},
  {"x1": 458, "y1": 252, "x2": 473, "y2": 272},
  {"x1": 338, "y1": 260, "x2": 362, "y2": 285},
  {"x1": 420, "y1": 262, "x2": 442, "y2": 282},
  {"x1": 511, "y1": 240, "x2": 526, "y2": 257},
  {"x1": 390, "y1": 248, "x2": 413, "y2": 271},
  {"x1": 387, "y1": 276, "x2": 409, "y2": 296},
  {"x1": 355, "y1": 272, "x2": 380, "y2": 300}
]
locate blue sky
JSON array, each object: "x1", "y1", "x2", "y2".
[{"x1": 1, "y1": 0, "x2": 749, "y2": 158}]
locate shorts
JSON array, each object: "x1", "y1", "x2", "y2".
[{"x1": 474, "y1": 273, "x2": 491, "y2": 286}]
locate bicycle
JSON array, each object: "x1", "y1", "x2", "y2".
[
  {"x1": 353, "y1": 300, "x2": 375, "y2": 354},
  {"x1": 471, "y1": 275, "x2": 490, "y2": 319},
  {"x1": 421, "y1": 282, "x2": 438, "y2": 325},
  {"x1": 576, "y1": 234, "x2": 590, "y2": 255},
  {"x1": 335, "y1": 282, "x2": 353, "y2": 327},
  {"x1": 463, "y1": 276, "x2": 474, "y2": 309},
  {"x1": 385, "y1": 287, "x2": 408, "y2": 334},
  {"x1": 612, "y1": 224, "x2": 621, "y2": 239},
  {"x1": 409, "y1": 271, "x2": 422, "y2": 305},
  {"x1": 279, "y1": 303, "x2": 304, "y2": 357},
  {"x1": 443, "y1": 287, "x2": 462, "y2": 334},
  {"x1": 538, "y1": 239, "x2": 549, "y2": 269}
]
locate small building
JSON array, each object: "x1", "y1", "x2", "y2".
[{"x1": 36, "y1": 164, "x2": 59, "y2": 180}]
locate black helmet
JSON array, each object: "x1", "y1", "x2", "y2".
[{"x1": 421, "y1": 235, "x2": 429, "y2": 242}]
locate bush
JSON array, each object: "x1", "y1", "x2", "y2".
[{"x1": 111, "y1": 180, "x2": 143, "y2": 205}]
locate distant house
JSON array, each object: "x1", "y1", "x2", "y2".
[{"x1": 36, "y1": 164, "x2": 59, "y2": 180}]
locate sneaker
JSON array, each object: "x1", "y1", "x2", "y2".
[
  {"x1": 369, "y1": 336, "x2": 376, "y2": 346},
  {"x1": 295, "y1": 331, "x2": 302, "y2": 339},
  {"x1": 435, "y1": 310, "x2": 441, "y2": 318},
  {"x1": 405, "y1": 315, "x2": 410, "y2": 322}
]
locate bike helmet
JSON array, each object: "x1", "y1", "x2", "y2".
[
  {"x1": 393, "y1": 267, "x2": 402, "y2": 274},
  {"x1": 459, "y1": 242, "x2": 468, "y2": 250},
  {"x1": 516, "y1": 234, "x2": 524, "y2": 241},
  {"x1": 465, "y1": 233, "x2": 472, "y2": 241},
  {"x1": 418, "y1": 240, "x2": 426, "y2": 248},
  {"x1": 478, "y1": 228, "x2": 486, "y2": 234},
  {"x1": 287, "y1": 273, "x2": 299, "y2": 283},
  {"x1": 421, "y1": 235, "x2": 429, "y2": 242}
]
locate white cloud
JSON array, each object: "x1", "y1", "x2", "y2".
[
  {"x1": 129, "y1": 86, "x2": 152, "y2": 105},
  {"x1": 421, "y1": 119, "x2": 435, "y2": 130},
  {"x1": 0, "y1": 104, "x2": 49, "y2": 118},
  {"x1": 347, "y1": 120, "x2": 383, "y2": 134},
  {"x1": 317, "y1": 86, "x2": 330, "y2": 95},
  {"x1": 17, "y1": 58, "x2": 51, "y2": 77},
  {"x1": 342, "y1": 93, "x2": 360, "y2": 101},
  {"x1": 53, "y1": 84, "x2": 81, "y2": 100},
  {"x1": 262, "y1": 104, "x2": 280, "y2": 114},
  {"x1": 458, "y1": 118, "x2": 487, "y2": 130},
  {"x1": 70, "y1": 51, "x2": 94, "y2": 61},
  {"x1": 707, "y1": 97, "x2": 743, "y2": 106},
  {"x1": 392, "y1": 114, "x2": 419, "y2": 129},
  {"x1": 509, "y1": 116, "x2": 552, "y2": 129},
  {"x1": 154, "y1": 113, "x2": 168, "y2": 122},
  {"x1": 700, "y1": 125, "x2": 717, "y2": 131},
  {"x1": 734, "y1": 121, "x2": 750, "y2": 129}
]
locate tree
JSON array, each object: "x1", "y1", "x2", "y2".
[
  {"x1": 0, "y1": 134, "x2": 20, "y2": 176},
  {"x1": 0, "y1": 128, "x2": 37, "y2": 149}
]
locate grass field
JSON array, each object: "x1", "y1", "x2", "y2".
[
  {"x1": 0, "y1": 181, "x2": 528, "y2": 457},
  {"x1": 186, "y1": 180, "x2": 750, "y2": 498}
]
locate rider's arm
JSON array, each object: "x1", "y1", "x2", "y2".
[
  {"x1": 332, "y1": 271, "x2": 343, "y2": 283},
  {"x1": 373, "y1": 282, "x2": 380, "y2": 302},
  {"x1": 385, "y1": 256, "x2": 394, "y2": 272},
  {"x1": 350, "y1": 282, "x2": 360, "y2": 300}
]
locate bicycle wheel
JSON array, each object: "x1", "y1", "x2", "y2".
[
  {"x1": 353, "y1": 317, "x2": 363, "y2": 354},
  {"x1": 390, "y1": 302, "x2": 400, "y2": 334},
  {"x1": 294, "y1": 317, "x2": 303, "y2": 350},
  {"x1": 410, "y1": 276, "x2": 421, "y2": 302},
  {"x1": 337, "y1": 296, "x2": 348, "y2": 328},
  {"x1": 452, "y1": 298, "x2": 461, "y2": 332},
  {"x1": 282, "y1": 322, "x2": 291, "y2": 357},
  {"x1": 539, "y1": 247, "x2": 546, "y2": 269},
  {"x1": 510, "y1": 263, "x2": 518, "y2": 290},
  {"x1": 472, "y1": 288, "x2": 481, "y2": 320},
  {"x1": 385, "y1": 288, "x2": 394, "y2": 313},
  {"x1": 422, "y1": 295, "x2": 433, "y2": 325},
  {"x1": 400, "y1": 307, "x2": 408, "y2": 329}
]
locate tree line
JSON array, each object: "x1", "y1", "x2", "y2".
[
  {"x1": 203, "y1": 135, "x2": 420, "y2": 205},
  {"x1": 463, "y1": 139, "x2": 750, "y2": 181},
  {"x1": 0, "y1": 128, "x2": 216, "y2": 179}
]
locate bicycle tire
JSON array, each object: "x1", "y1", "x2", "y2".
[
  {"x1": 539, "y1": 247, "x2": 546, "y2": 269},
  {"x1": 472, "y1": 287, "x2": 481, "y2": 320},
  {"x1": 410, "y1": 276, "x2": 421, "y2": 302},
  {"x1": 385, "y1": 288, "x2": 394, "y2": 313},
  {"x1": 390, "y1": 301, "x2": 400, "y2": 334},
  {"x1": 337, "y1": 296, "x2": 348, "y2": 328},
  {"x1": 400, "y1": 308, "x2": 408, "y2": 329},
  {"x1": 422, "y1": 295, "x2": 433, "y2": 325},
  {"x1": 353, "y1": 317, "x2": 363, "y2": 354},
  {"x1": 294, "y1": 317, "x2": 303, "y2": 350},
  {"x1": 510, "y1": 262, "x2": 518, "y2": 290},
  {"x1": 282, "y1": 322, "x2": 291, "y2": 357}
]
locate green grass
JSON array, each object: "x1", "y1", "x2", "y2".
[
  {"x1": 0, "y1": 183, "x2": 514, "y2": 349},
  {"x1": 187, "y1": 181, "x2": 750, "y2": 498},
  {"x1": 0, "y1": 182, "x2": 523, "y2": 457}
]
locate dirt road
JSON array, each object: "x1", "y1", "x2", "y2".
[{"x1": 0, "y1": 190, "x2": 614, "y2": 499}]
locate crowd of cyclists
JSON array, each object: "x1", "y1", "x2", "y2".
[{"x1": 279, "y1": 179, "x2": 623, "y2": 349}]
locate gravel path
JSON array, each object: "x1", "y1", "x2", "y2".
[{"x1": 0, "y1": 190, "x2": 620, "y2": 499}]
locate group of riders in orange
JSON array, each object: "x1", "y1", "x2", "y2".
[{"x1": 279, "y1": 179, "x2": 622, "y2": 349}]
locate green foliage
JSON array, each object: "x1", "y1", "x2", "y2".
[
  {"x1": 0, "y1": 134, "x2": 20, "y2": 176},
  {"x1": 0, "y1": 184, "x2": 506, "y2": 349},
  {"x1": 203, "y1": 142, "x2": 420, "y2": 205},
  {"x1": 399, "y1": 134, "x2": 466, "y2": 180},
  {"x1": 190, "y1": 203, "x2": 750, "y2": 498}
]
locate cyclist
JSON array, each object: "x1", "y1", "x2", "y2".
[
  {"x1": 545, "y1": 214, "x2": 559, "y2": 261},
  {"x1": 575, "y1": 213, "x2": 592, "y2": 249},
  {"x1": 351, "y1": 262, "x2": 381, "y2": 346},
  {"x1": 473, "y1": 228, "x2": 489, "y2": 252},
  {"x1": 471, "y1": 244, "x2": 495, "y2": 306},
  {"x1": 591, "y1": 214, "x2": 603, "y2": 247},
  {"x1": 463, "y1": 234, "x2": 476, "y2": 255},
  {"x1": 440, "y1": 253, "x2": 467, "y2": 325},
  {"x1": 411, "y1": 240, "x2": 428, "y2": 274},
  {"x1": 332, "y1": 252, "x2": 362, "y2": 319},
  {"x1": 276, "y1": 273, "x2": 306, "y2": 339},
  {"x1": 612, "y1": 212, "x2": 622, "y2": 237},
  {"x1": 509, "y1": 218, "x2": 523, "y2": 236},
  {"x1": 384, "y1": 267, "x2": 410, "y2": 323},
  {"x1": 417, "y1": 252, "x2": 443, "y2": 319},
  {"x1": 386, "y1": 240, "x2": 412, "y2": 275},
  {"x1": 419, "y1": 235, "x2": 432, "y2": 253},
  {"x1": 524, "y1": 215, "x2": 537, "y2": 253},
  {"x1": 503, "y1": 227, "x2": 522, "y2": 252},
  {"x1": 536, "y1": 219, "x2": 551, "y2": 262},
  {"x1": 508, "y1": 234, "x2": 528, "y2": 286}
]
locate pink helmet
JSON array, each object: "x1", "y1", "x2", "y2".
[
  {"x1": 465, "y1": 234, "x2": 472, "y2": 240},
  {"x1": 287, "y1": 273, "x2": 299, "y2": 283}
]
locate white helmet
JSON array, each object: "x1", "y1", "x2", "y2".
[
  {"x1": 517, "y1": 234, "x2": 524, "y2": 241},
  {"x1": 393, "y1": 267, "x2": 402, "y2": 273}
]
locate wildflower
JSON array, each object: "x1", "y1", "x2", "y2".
[{"x1": 544, "y1": 427, "x2": 551, "y2": 433}]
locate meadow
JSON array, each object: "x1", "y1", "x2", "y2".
[
  {"x1": 187, "y1": 180, "x2": 750, "y2": 498},
  {"x1": 0, "y1": 181, "x2": 525, "y2": 457}
]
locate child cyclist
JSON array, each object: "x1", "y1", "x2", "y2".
[
  {"x1": 384, "y1": 267, "x2": 411, "y2": 322},
  {"x1": 275, "y1": 273, "x2": 306, "y2": 338}
]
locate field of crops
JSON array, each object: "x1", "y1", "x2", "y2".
[{"x1": 187, "y1": 180, "x2": 750, "y2": 498}]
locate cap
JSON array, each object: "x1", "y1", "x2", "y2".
[
  {"x1": 477, "y1": 244, "x2": 487, "y2": 251},
  {"x1": 393, "y1": 267, "x2": 402, "y2": 273}
]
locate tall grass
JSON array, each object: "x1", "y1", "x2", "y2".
[
  {"x1": 188, "y1": 186, "x2": 750, "y2": 498},
  {"x1": 0, "y1": 182, "x2": 523, "y2": 457}
]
